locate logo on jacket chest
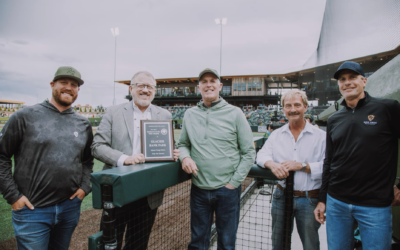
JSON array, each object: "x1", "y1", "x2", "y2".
[
  {"x1": 364, "y1": 115, "x2": 377, "y2": 125},
  {"x1": 74, "y1": 132, "x2": 78, "y2": 137}
]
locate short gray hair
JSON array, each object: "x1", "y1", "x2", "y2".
[
  {"x1": 281, "y1": 89, "x2": 308, "y2": 107},
  {"x1": 130, "y1": 71, "x2": 156, "y2": 85}
]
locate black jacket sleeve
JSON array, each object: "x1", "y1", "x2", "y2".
[
  {"x1": 80, "y1": 123, "x2": 94, "y2": 196},
  {"x1": 390, "y1": 100, "x2": 400, "y2": 189},
  {"x1": 319, "y1": 121, "x2": 333, "y2": 203},
  {"x1": 0, "y1": 113, "x2": 24, "y2": 205}
]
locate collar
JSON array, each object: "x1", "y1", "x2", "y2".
[
  {"x1": 282, "y1": 119, "x2": 313, "y2": 134},
  {"x1": 200, "y1": 97, "x2": 222, "y2": 108},
  {"x1": 340, "y1": 91, "x2": 371, "y2": 109},
  {"x1": 132, "y1": 102, "x2": 152, "y2": 113}
]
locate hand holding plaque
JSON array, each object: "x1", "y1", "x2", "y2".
[{"x1": 140, "y1": 120, "x2": 175, "y2": 162}]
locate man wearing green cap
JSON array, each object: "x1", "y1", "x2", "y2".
[
  {"x1": 178, "y1": 68, "x2": 255, "y2": 249},
  {"x1": 0, "y1": 66, "x2": 93, "y2": 250}
]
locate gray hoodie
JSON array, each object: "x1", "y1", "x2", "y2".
[{"x1": 0, "y1": 101, "x2": 93, "y2": 207}]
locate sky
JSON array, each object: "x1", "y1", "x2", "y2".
[{"x1": 0, "y1": 0, "x2": 326, "y2": 107}]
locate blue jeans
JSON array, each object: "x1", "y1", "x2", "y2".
[
  {"x1": 326, "y1": 194, "x2": 392, "y2": 250},
  {"x1": 271, "y1": 187, "x2": 321, "y2": 250},
  {"x1": 188, "y1": 184, "x2": 241, "y2": 250},
  {"x1": 12, "y1": 196, "x2": 82, "y2": 250}
]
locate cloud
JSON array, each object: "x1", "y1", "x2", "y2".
[
  {"x1": 0, "y1": 0, "x2": 326, "y2": 107},
  {"x1": 13, "y1": 40, "x2": 29, "y2": 45},
  {"x1": 43, "y1": 54, "x2": 80, "y2": 64}
]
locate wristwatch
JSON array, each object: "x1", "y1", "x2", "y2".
[{"x1": 301, "y1": 162, "x2": 307, "y2": 172}]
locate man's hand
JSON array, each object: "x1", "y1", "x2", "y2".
[
  {"x1": 12, "y1": 196, "x2": 34, "y2": 211},
  {"x1": 124, "y1": 154, "x2": 145, "y2": 165},
  {"x1": 392, "y1": 186, "x2": 400, "y2": 206},
  {"x1": 70, "y1": 188, "x2": 86, "y2": 200},
  {"x1": 225, "y1": 183, "x2": 236, "y2": 189},
  {"x1": 281, "y1": 160, "x2": 301, "y2": 171},
  {"x1": 314, "y1": 202, "x2": 326, "y2": 225},
  {"x1": 173, "y1": 149, "x2": 180, "y2": 161},
  {"x1": 269, "y1": 162, "x2": 289, "y2": 179},
  {"x1": 182, "y1": 157, "x2": 199, "y2": 176}
]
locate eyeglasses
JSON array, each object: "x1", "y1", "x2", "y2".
[{"x1": 132, "y1": 83, "x2": 156, "y2": 90}]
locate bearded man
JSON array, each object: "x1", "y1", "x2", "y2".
[
  {"x1": 0, "y1": 66, "x2": 94, "y2": 250},
  {"x1": 91, "y1": 71, "x2": 179, "y2": 250}
]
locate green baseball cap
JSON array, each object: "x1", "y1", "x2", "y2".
[
  {"x1": 198, "y1": 68, "x2": 220, "y2": 81},
  {"x1": 53, "y1": 66, "x2": 84, "y2": 86}
]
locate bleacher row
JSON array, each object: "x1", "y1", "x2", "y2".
[{"x1": 162, "y1": 106, "x2": 328, "y2": 126}]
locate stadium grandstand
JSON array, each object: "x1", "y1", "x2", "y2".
[
  {"x1": 0, "y1": 99, "x2": 24, "y2": 107},
  {"x1": 116, "y1": 47, "x2": 400, "y2": 128}
]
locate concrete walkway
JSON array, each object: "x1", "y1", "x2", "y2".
[{"x1": 210, "y1": 186, "x2": 328, "y2": 250}]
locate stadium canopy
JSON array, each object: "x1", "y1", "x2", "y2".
[{"x1": 0, "y1": 99, "x2": 25, "y2": 107}]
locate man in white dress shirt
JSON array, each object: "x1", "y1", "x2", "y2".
[
  {"x1": 92, "y1": 71, "x2": 179, "y2": 250},
  {"x1": 256, "y1": 90, "x2": 326, "y2": 250}
]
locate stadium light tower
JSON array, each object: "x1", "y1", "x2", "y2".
[
  {"x1": 110, "y1": 27, "x2": 119, "y2": 106},
  {"x1": 215, "y1": 18, "x2": 227, "y2": 75}
]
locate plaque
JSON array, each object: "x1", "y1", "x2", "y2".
[{"x1": 140, "y1": 120, "x2": 175, "y2": 162}]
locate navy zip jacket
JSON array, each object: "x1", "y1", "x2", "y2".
[
  {"x1": 319, "y1": 92, "x2": 400, "y2": 207},
  {"x1": 0, "y1": 101, "x2": 93, "y2": 207}
]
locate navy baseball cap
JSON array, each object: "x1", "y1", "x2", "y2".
[{"x1": 333, "y1": 61, "x2": 365, "y2": 80}]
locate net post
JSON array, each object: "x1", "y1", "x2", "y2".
[
  {"x1": 102, "y1": 185, "x2": 117, "y2": 250},
  {"x1": 283, "y1": 171, "x2": 294, "y2": 250}
]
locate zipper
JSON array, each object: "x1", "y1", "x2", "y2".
[{"x1": 205, "y1": 109, "x2": 209, "y2": 139}]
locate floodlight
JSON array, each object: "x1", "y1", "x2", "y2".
[
  {"x1": 110, "y1": 27, "x2": 120, "y2": 36},
  {"x1": 215, "y1": 19, "x2": 221, "y2": 24},
  {"x1": 222, "y1": 18, "x2": 227, "y2": 25}
]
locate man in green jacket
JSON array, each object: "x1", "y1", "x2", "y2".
[{"x1": 177, "y1": 68, "x2": 255, "y2": 250}]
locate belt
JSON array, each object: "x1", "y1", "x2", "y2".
[{"x1": 276, "y1": 184, "x2": 320, "y2": 198}]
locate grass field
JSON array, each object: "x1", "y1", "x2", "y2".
[{"x1": 0, "y1": 129, "x2": 265, "y2": 242}]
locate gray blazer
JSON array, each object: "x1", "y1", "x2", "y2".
[{"x1": 91, "y1": 102, "x2": 172, "y2": 209}]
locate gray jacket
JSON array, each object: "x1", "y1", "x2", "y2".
[{"x1": 91, "y1": 102, "x2": 172, "y2": 209}]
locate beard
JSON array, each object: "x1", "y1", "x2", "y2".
[
  {"x1": 132, "y1": 91, "x2": 154, "y2": 107},
  {"x1": 52, "y1": 88, "x2": 77, "y2": 107}
]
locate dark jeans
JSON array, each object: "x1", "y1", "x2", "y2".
[
  {"x1": 271, "y1": 188, "x2": 320, "y2": 250},
  {"x1": 12, "y1": 196, "x2": 82, "y2": 250},
  {"x1": 188, "y1": 184, "x2": 241, "y2": 250},
  {"x1": 100, "y1": 197, "x2": 158, "y2": 250}
]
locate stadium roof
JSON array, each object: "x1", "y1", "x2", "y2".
[
  {"x1": 302, "y1": 0, "x2": 400, "y2": 70},
  {"x1": 0, "y1": 99, "x2": 25, "y2": 105},
  {"x1": 117, "y1": 0, "x2": 400, "y2": 86}
]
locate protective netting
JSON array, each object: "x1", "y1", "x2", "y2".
[{"x1": 101, "y1": 177, "x2": 285, "y2": 250}]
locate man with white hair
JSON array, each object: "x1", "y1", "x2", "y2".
[
  {"x1": 256, "y1": 90, "x2": 326, "y2": 250},
  {"x1": 92, "y1": 71, "x2": 179, "y2": 250}
]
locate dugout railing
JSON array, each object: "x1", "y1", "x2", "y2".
[{"x1": 88, "y1": 137, "x2": 295, "y2": 250}]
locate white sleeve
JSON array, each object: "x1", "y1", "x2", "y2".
[
  {"x1": 117, "y1": 154, "x2": 129, "y2": 167},
  {"x1": 256, "y1": 135, "x2": 275, "y2": 167},
  {"x1": 309, "y1": 132, "x2": 326, "y2": 180}
]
